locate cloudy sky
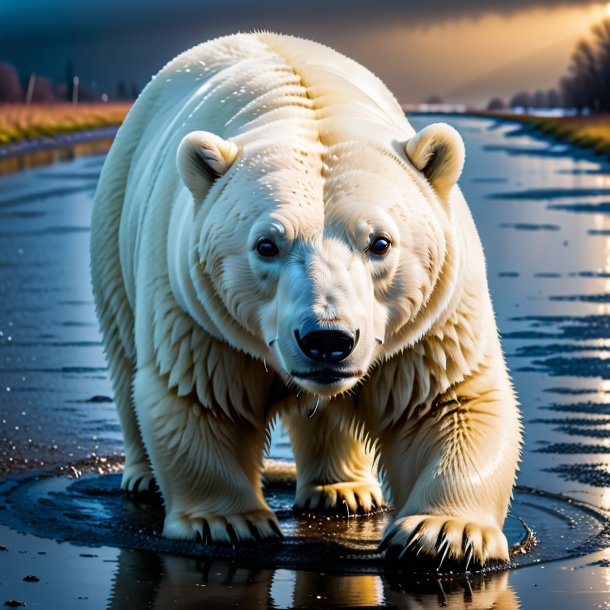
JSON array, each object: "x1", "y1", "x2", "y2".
[{"x1": 1, "y1": 0, "x2": 609, "y2": 106}]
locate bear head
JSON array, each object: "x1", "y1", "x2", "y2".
[{"x1": 175, "y1": 123, "x2": 465, "y2": 399}]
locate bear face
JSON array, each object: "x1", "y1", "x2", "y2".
[{"x1": 178, "y1": 127, "x2": 462, "y2": 398}]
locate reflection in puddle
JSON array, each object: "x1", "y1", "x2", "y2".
[
  {"x1": 107, "y1": 551, "x2": 519, "y2": 610},
  {"x1": 482, "y1": 144, "x2": 573, "y2": 158},
  {"x1": 490, "y1": 188, "x2": 610, "y2": 200},
  {"x1": 500, "y1": 223, "x2": 560, "y2": 231},
  {"x1": 549, "y1": 201, "x2": 610, "y2": 213}
]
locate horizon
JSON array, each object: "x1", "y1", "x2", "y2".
[{"x1": 2, "y1": 1, "x2": 610, "y2": 106}]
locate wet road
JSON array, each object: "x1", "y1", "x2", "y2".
[{"x1": 1, "y1": 115, "x2": 610, "y2": 608}]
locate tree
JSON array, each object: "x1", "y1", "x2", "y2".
[
  {"x1": 0, "y1": 63, "x2": 24, "y2": 103},
  {"x1": 116, "y1": 80, "x2": 128, "y2": 100},
  {"x1": 547, "y1": 88, "x2": 561, "y2": 108},
  {"x1": 532, "y1": 89, "x2": 547, "y2": 108},
  {"x1": 560, "y1": 17, "x2": 610, "y2": 112},
  {"x1": 425, "y1": 95, "x2": 443, "y2": 105},
  {"x1": 64, "y1": 59, "x2": 74, "y2": 102},
  {"x1": 487, "y1": 97, "x2": 505, "y2": 111},
  {"x1": 30, "y1": 76, "x2": 55, "y2": 103},
  {"x1": 509, "y1": 91, "x2": 532, "y2": 109}
]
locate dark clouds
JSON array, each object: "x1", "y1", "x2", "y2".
[
  {"x1": 0, "y1": 0, "x2": 601, "y2": 39},
  {"x1": 0, "y1": 1, "x2": 603, "y2": 103}
]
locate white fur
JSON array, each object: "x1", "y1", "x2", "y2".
[{"x1": 91, "y1": 32, "x2": 521, "y2": 565}]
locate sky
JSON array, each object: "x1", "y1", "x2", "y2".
[{"x1": 1, "y1": 0, "x2": 610, "y2": 106}]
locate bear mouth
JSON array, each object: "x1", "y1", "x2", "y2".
[{"x1": 291, "y1": 369, "x2": 363, "y2": 385}]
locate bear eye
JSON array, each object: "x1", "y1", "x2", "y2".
[
  {"x1": 367, "y1": 234, "x2": 392, "y2": 256},
  {"x1": 256, "y1": 238, "x2": 279, "y2": 257}
]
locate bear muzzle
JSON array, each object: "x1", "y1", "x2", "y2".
[
  {"x1": 287, "y1": 321, "x2": 364, "y2": 392},
  {"x1": 295, "y1": 327, "x2": 358, "y2": 364}
]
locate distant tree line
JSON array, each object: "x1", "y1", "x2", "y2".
[
  {"x1": 560, "y1": 18, "x2": 610, "y2": 112},
  {"x1": 488, "y1": 17, "x2": 610, "y2": 113},
  {"x1": 0, "y1": 59, "x2": 139, "y2": 104},
  {"x1": 487, "y1": 88, "x2": 561, "y2": 111}
]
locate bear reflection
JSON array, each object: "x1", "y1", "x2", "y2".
[{"x1": 108, "y1": 549, "x2": 520, "y2": 609}]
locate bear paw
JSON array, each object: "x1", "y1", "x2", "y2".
[
  {"x1": 121, "y1": 460, "x2": 157, "y2": 496},
  {"x1": 163, "y1": 509, "x2": 283, "y2": 544},
  {"x1": 295, "y1": 480, "x2": 385, "y2": 516},
  {"x1": 380, "y1": 515, "x2": 509, "y2": 570}
]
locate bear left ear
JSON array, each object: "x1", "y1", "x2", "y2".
[
  {"x1": 405, "y1": 123, "x2": 465, "y2": 201},
  {"x1": 177, "y1": 130, "x2": 240, "y2": 201}
]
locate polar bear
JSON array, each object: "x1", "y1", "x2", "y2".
[{"x1": 90, "y1": 33, "x2": 521, "y2": 568}]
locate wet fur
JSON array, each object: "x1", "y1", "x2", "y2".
[{"x1": 91, "y1": 32, "x2": 521, "y2": 566}]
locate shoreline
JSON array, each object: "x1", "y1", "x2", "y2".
[
  {"x1": 4, "y1": 111, "x2": 610, "y2": 178},
  {"x1": 507, "y1": 113, "x2": 610, "y2": 156},
  {"x1": 0, "y1": 126, "x2": 119, "y2": 175},
  {"x1": 414, "y1": 109, "x2": 610, "y2": 159}
]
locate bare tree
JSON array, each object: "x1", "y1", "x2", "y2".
[
  {"x1": 0, "y1": 63, "x2": 24, "y2": 103},
  {"x1": 547, "y1": 88, "x2": 561, "y2": 108},
  {"x1": 560, "y1": 17, "x2": 610, "y2": 112}
]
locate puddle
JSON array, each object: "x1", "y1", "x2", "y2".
[
  {"x1": 0, "y1": 462, "x2": 608, "y2": 609},
  {"x1": 1, "y1": 464, "x2": 608, "y2": 568},
  {"x1": 499, "y1": 223, "x2": 561, "y2": 231},
  {"x1": 3, "y1": 116, "x2": 610, "y2": 606}
]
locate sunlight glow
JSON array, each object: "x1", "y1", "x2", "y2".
[{"x1": 605, "y1": 2, "x2": 610, "y2": 16}]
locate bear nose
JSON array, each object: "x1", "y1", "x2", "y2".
[{"x1": 295, "y1": 326, "x2": 357, "y2": 363}]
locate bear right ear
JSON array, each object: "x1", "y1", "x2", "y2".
[
  {"x1": 177, "y1": 131, "x2": 240, "y2": 201},
  {"x1": 405, "y1": 123, "x2": 465, "y2": 201}
]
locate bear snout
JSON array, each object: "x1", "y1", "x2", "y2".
[{"x1": 294, "y1": 322, "x2": 358, "y2": 364}]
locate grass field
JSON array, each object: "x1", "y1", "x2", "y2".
[
  {"x1": 3, "y1": 103, "x2": 610, "y2": 163},
  {"x1": 0, "y1": 103, "x2": 131, "y2": 145},
  {"x1": 499, "y1": 113, "x2": 610, "y2": 156}
]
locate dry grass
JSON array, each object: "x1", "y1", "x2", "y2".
[
  {"x1": 0, "y1": 103, "x2": 131, "y2": 145},
  {"x1": 534, "y1": 116, "x2": 610, "y2": 155},
  {"x1": 494, "y1": 113, "x2": 610, "y2": 156}
]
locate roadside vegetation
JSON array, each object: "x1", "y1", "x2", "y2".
[
  {"x1": 0, "y1": 103, "x2": 130, "y2": 145},
  {"x1": 528, "y1": 116, "x2": 610, "y2": 156},
  {"x1": 496, "y1": 113, "x2": 610, "y2": 156}
]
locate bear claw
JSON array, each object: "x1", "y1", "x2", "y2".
[
  {"x1": 295, "y1": 480, "x2": 386, "y2": 516},
  {"x1": 121, "y1": 460, "x2": 156, "y2": 497},
  {"x1": 380, "y1": 515, "x2": 509, "y2": 571},
  {"x1": 163, "y1": 509, "x2": 283, "y2": 544}
]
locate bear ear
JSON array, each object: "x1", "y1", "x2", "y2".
[
  {"x1": 404, "y1": 123, "x2": 465, "y2": 201},
  {"x1": 177, "y1": 130, "x2": 240, "y2": 200}
]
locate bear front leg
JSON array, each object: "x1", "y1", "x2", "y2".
[
  {"x1": 379, "y1": 368, "x2": 521, "y2": 569},
  {"x1": 284, "y1": 403, "x2": 384, "y2": 515},
  {"x1": 134, "y1": 363, "x2": 281, "y2": 543},
  {"x1": 111, "y1": 354, "x2": 155, "y2": 495}
]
